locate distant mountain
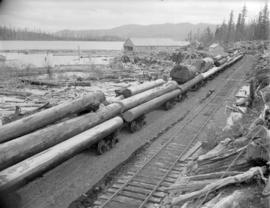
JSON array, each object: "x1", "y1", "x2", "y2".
[{"x1": 55, "y1": 23, "x2": 217, "y2": 41}]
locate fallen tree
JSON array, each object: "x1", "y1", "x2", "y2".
[
  {"x1": 172, "y1": 166, "x2": 266, "y2": 205},
  {"x1": 0, "y1": 91, "x2": 106, "y2": 143}
]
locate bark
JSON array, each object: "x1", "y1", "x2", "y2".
[
  {"x1": 0, "y1": 103, "x2": 122, "y2": 170},
  {"x1": 118, "y1": 81, "x2": 178, "y2": 111},
  {"x1": 123, "y1": 89, "x2": 181, "y2": 122},
  {"x1": 121, "y1": 79, "x2": 165, "y2": 98},
  {"x1": 0, "y1": 91, "x2": 105, "y2": 143},
  {"x1": 0, "y1": 117, "x2": 123, "y2": 192}
]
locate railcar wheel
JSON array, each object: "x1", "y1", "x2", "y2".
[
  {"x1": 129, "y1": 121, "x2": 139, "y2": 133},
  {"x1": 163, "y1": 100, "x2": 174, "y2": 110},
  {"x1": 128, "y1": 115, "x2": 145, "y2": 133},
  {"x1": 97, "y1": 139, "x2": 110, "y2": 155},
  {"x1": 110, "y1": 137, "x2": 118, "y2": 148},
  {"x1": 190, "y1": 84, "x2": 199, "y2": 91},
  {"x1": 176, "y1": 95, "x2": 182, "y2": 102}
]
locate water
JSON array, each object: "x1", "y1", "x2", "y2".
[
  {"x1": 1, "y1": 52, "x2": 114, "y2": 68},
  {"x1": 0, "y1": 40, "x2": 124, "y2": 51}
]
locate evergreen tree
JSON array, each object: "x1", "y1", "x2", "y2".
[
  {"x1": 226, "y1": 10, "x2": 235, "y2": 43},
  {"x1": 235, "y1": 13, "x2": 242, "y2": 41}
]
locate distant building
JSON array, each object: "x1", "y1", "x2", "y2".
[
  {"x1": 208, "y1": 43, "x2": 226, "y2": 56},
  {"x1": 123, "y1": 38, "x2": 189, "y2": 53}
]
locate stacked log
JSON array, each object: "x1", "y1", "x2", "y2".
[
  {"x1": 0, "y1": 117, "x2": 123, "y2": 192},
  {"x1": 0, "y1": 91, "x2": 106, "y2": 143},
  {"x1": 0, "y1": 103, "x2": 122, "y2": 170},
  {"x1": 123, "y1": 89, "x2": 181, "y2": 122},
  {"x1": 120, "y1": 79, "x2": 165, "y2": 98},
  {"x1": 0, "y1": 52, "x2": 245, "y2": 193},
  {"x1": 118, "y1": 81, "x2": 178, "y2": 111}
]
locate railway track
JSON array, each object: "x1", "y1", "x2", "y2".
[{"x1": 90, "y1": 58, "x2": 247, "y2": 208}]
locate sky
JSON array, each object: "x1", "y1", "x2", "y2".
[{"x1": 0, "y1": 0, "x2": 268, "y2": 32}]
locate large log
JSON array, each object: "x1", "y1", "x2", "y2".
[
  {"x1": 118, "y1": 81, "x2": 179, "y2": 111},
  {"x1": 0, "y1": 91, "x2": 105, "y2": 143},
  {"x1": 123, "y1": 89, "x2": 181, "y2": 122},
  {"x1": 0, "y1": 103, "x2": 122, "y2": 170},
  {"x1": 170, "y1": 64, "x2": 198, "y2": 84},
  {"x1": 179, "y1": 74, "x2": 204, "y2": 93},
  {"x1": 121, "y1": 79, "x2": 165, "y2": 98},
  {"x1": 0, "y1": 117, "x2": 123, "y2": 192},
  {"x1": 172, "y1": 166, "x2": 266, "y2": 205}
]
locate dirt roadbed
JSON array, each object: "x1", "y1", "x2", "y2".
[{"x1": 16, "y1": 55, "x2": 253, "y2": 208}]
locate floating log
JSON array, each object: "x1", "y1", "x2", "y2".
[
  {"x1": 0, "y1": 117, "x2": 123, "y2": 192},
  {"x1": 172, "y1": 166, "x2": 266, "y2": 205},
  {"x1": 0, "y1": 91, "x2": 105, "y2": 143},
  {"x1": 118, "y1": 81, "x2": 178, "y2": 111},
  {"x1": 123, "y1": 89, "x2": 181, "y2": 122},
  {"x1": 0, "y1": 103, "x2": 122, "y2": 170},
  {"x1": 121, "y1": 79, "x2": 165, "y2": 98}
]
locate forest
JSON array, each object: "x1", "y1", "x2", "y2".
[
  {"x1": 0, "y1": 27, "x2": 122, "y2": 41},
  {"x1": 188, "y1": 4, "x2": 270, "y2": 45}
]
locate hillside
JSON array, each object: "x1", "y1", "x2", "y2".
[{"x1": 55, "y1": 22, "x2": 216, "y2": 40}]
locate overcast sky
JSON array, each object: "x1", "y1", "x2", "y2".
[{"x1": 0, "y1": 0, "x2": 268, "y2": 31}]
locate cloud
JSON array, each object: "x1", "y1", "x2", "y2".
[{"x1": 0, "y1": 0, "x2": 267, "y2": 31}]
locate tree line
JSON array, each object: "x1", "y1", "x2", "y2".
[
  {"x1": 0, "y1": 26, "x2": 122, "y2": 41},
  {"x1": 188, "y1": 3, "x2": 269, "y2": 46}
]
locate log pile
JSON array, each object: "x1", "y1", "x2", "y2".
[
  {"x1": 0, "y1": 79, "x2": 179, "y2": 191},
  {"x1": 0, "y1": 52, "x2": 244, "y2": 193}
]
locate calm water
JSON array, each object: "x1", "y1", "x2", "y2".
[{"x1": 0, "y1": 40, "x2": 124, "y2": 51}]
